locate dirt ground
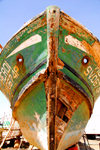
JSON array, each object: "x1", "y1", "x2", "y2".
[
  {"x1": 1, "y1": 138, "x2": 100, "y2": 150},
  {"x1": 79, "y1": 137, "x2": 100, "y2": 150},
  {"x1": 1, "y1": 148, "x2": 28, "y2": 150},
  {"x1": 1, "y1": 146, "x2": 39, "y2": 150}
]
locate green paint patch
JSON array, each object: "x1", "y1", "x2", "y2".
[
  {"x1": 66, "y1": 101, "x2": 90, "y2": 132},
  {"x1": 15, "y1": 82, "x2": 47, "y2": 134},
  {"x1": 0, "y1": 24, "x2": 47, "y2": 101},
  {"x1": 70, "y1": 33, "x2": 83, "y2": 41},
  {"x1": 12, "y1": 63, "x2": 47, "y2": 106}
]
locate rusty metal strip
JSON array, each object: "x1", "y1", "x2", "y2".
[
  {"x1": 60, "y1": 12, "x2": 97, "y2": 42},
  {"x1": 63, "y1": 75, "x2": 93, "y2": 114},
  {"x1": 61, "y1": 59, "x2": 93, "y2": 97},
  {"x1": 46, "y1": 6, "x2": 60, "y2": 150},
  {"x1": 57, "y1": 70, "x2": 93, "y2": 115},
  {"x1": 13, "y1": 59, "x2": 47, "y2": 96},
  {"x1": 12, "y1": 74, "x2": 46, "y2": 109},
  {"x1": 63, "y1": 74, "x2": 90, "y2": 98}
]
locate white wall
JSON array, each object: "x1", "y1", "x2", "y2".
[{"x1": 85, "y1": 97, "x2": 100, "y2": 134}]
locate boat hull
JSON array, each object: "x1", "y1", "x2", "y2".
[
  {"x1": 0, "y1": 5, "x2": 100, "y2": 150},
  {"x1": 13, "y1": 79, "x2": 90, "y2": 150},
  {"x1": 13, "y1": 82, "x2": 48, "y2": 150}
]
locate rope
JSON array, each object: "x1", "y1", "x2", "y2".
[
  {"x1": 17, "y1": 137, "x2": 22, "y2": 150},
  {"x1": 0, "y1": 118, "x2": 15, "y2": 149}
]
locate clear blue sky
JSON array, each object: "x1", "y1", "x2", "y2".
[
  {"x1": 0, "y1": 0, "x2": 100, "y2": 116},
  {"x1": 0, "y1": 0, "x2": 100, "y2": 47}
]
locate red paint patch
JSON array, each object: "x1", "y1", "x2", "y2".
[{"x1": 68, "y1": 145, "x2": 79, "y2": 150}]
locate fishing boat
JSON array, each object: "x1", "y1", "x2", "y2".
[{"x1": 0, "y1": 6, "x2": 100, "y2": 150}]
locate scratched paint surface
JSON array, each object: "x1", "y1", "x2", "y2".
[
  {"x1": 58, "y1": 26, "x2": 100, "y2": 102},
  {"x1": 0, "y1": 14, "x2": 47, "y2": 102},
  {"x1": 60, "y1": 12, "x2": 95, "y2": 45},
  {"x1": 13, "y1": 82, "x2": 48, "y2": 150}
]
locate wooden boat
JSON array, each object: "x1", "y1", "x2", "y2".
[{"x1": 0, "y1": 6, "x2": 100, "y2": 150}]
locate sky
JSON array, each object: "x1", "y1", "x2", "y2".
[{"x1": 0, "y1": 0, "x2": 100, "y2": 130}]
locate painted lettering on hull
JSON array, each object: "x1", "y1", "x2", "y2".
[
  {"x1": 0, "y1": 61, "x2": 19, "y2": 90},
  {"x1": 84, "y1": 66, "x2": 100, "y2": 94}
]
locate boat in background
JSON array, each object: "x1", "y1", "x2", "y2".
[{"x1": 0, "y1": 6, "x2": 100, "y2": 150}]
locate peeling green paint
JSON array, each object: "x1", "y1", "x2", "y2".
[{"x1": 14, "y1": 82, "x2": 48, "y2": 149}]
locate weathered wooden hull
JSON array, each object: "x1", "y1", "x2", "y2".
[
  {"x1": 0, "y1": 6, "x2": 100, "y2": 150},
  {"x1": 13, "y1": 81, "x2": 90, "y2": 150}
]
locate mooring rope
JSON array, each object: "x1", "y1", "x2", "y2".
[{"x1": 0, "y1": 118, "x2": 15, "y2": 149}]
